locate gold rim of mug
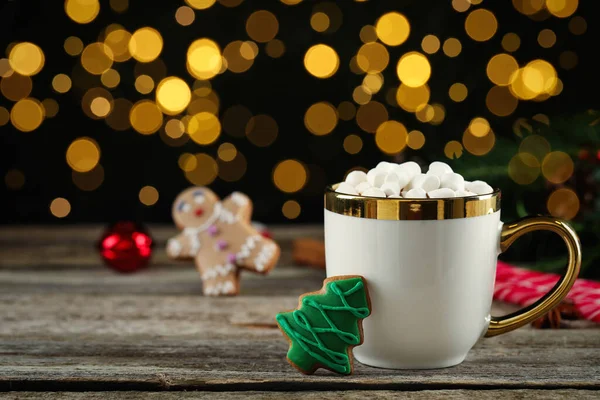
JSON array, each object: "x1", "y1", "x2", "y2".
[{"x1": 325, "y1": 184, "x2": 501, "y2": 221}]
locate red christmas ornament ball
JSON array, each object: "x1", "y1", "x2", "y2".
[{"x1": 99, "y1": 222, "x2": 153, "y2": 273}]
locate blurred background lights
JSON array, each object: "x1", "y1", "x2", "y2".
[
  {"x1": 311, "y1": 12, "x2": 330, "y2": 32},
  {"x1": 442, "y1": 38, "x2": 462, "y2": 57},
  {"x1": 185, "y1": 0, "x2": 215, "y2": 9},
  {"x1": 356, "y1": 43, "x2": 389, "y2": 73},
  {"x1": 0, "y1": 58, "x2": 13, "y2": 77},
  {"x1": 547, "y1": 188, "x2": 579, "y2": 220},
  {"x1": 139, "y1": 186, "x2": 159, "y2": 206},
  {"x1": 109, "y1": 0, "x2": 129, "y2": 13},
  {"x1": 359, "y1": 25, "x2": 377, "y2": 43},
  {"x1": 542, "y1": 151, "x2": 574, "y2": 183},
  {"x1": 452, "y1": 0, "x2": 471, "y2": 12},
  {"x1": 246, "y1": 10, "x2": 279, "y2": 43},
  {"x1": 396, "y1": 52, "x2": 431, "y2": 87},
  {"x1": 10, "y1": 98, "x2": 44, "y2": 132},
  {"x1": 487, "y1": 54, "x2": 519, "y2": 86},
  {"x1": 104, "y1": 29, "x2": 132, "y2": 62},
  {"x1": 217, "y1": 149, "x2": 247, "y2": 182},
  {"x1": 135, "y1": 75, "x2": 155, "y2": 94},
  {"x1": 502, "y1": 33, "x2": 521, "y2": 52},
  {"x1": 463, "y1": 127, "x2": 496, "y2": 155},
  {"x1": 129, "y1": 27, "x2": 163, "y2": 63},
  {"x1": 375, "y1": 12, "x2": 410, "y2": 46},
  {"x1": 509, "y1": 152, "x2": 540, "y2": 185},
  {"x1": 101, "y1": 69, "x2": 120, "y2": 88},
  {"x1": 486, "y1": 86, "x2": 518, "y2": 116},
  {"x1": 343, "y1": 134, "x2": 363, "y2": 154},
  {"x1": 265, "y1": 39, "x2": 285, "y2": 58},
  {"x1": 304, "y1": 102, "x2": 338, "y2": 136},
  {"x1": 538, "y1": 29, "x2": 556, "y2": 48},
  {"x1": 465, "y1": 9, "x2": 498, "y2": 42},
  {"x1": 449, "y1": 83, "x2": 468, "y2": 102},
  {"x1": 304, "y1": 44, "x2": 339, "y2": 78},
  {"x1": 187, "y1": 112, "x2": 221, "y2": 145},
  {"x1": 421, "y1": 35, "x2": 440, "y2": 54},
  {"x1": 130, "y1": 100, "x2": 163, "y2": 134},
  {"x1": 569, "y1": 16, "x2": 587, "y2": 35},
  {"x1": 218, "y1": 142, "x2": 237, "y2": 162},
  {"x1": 65, "y1": 0, "x2": 100, "y2": 24},
  {"x1": 282, "y1": 200, "x2": 301, "y2": 219},
  {"x1": 81, "y1": 43, "x2": 114, "y2": 75},
  {"x1": 64, "y1": 36, "x2": 84, "y2": 56},
  {"x1": 362, "y1": 73, "x2": 384, "y2": 94},
  {"x1": 156, "y1": 77, "x2": 191, "y2": 115},
  {"x1": 512, "y1": 0, "x2": 544, "y2": 16},
  {"x1": 105, "y1": 98, "x2": 132, "y2": 131},
  {"x1": 546, "y1": 0, "x2": 578, "y2": 18},
  {"x1": 72, "y1": 165, "x2": 104, "y2": 191},
  {"x1": 273, "y1": 160, "x2": 308, "y2": 193},
  {"x1": 178, "y1": 153, "x2": 197, "y2": 172},
  {"x1": 187, "y1": 39, "x2": 222, "y2": 80},
  {"x1": 375, "y1": 121, "x2": 408, "y2": 155},
  {"x1": 337, "y1": 101, "x2": 356, "y2": 121},
  {"x1": 5, "y1": 169, "x2": 25, "y2": 190},
  {"x1": 82, "y1": 87, "x2": 113, "y2": 119},
  {"x1": 176, "y1": 6, "x2": 196, "y2": 26},
  {"x1": 90, "y1": 97, "x2": 112, "y2": 118},
  {"x1": 224, "y1": 41, "x2": 255, "y2": 73},
  {"x1": 185, "y1": 153, "x2": 218, "y2": 185},
  {"x1": 407, "y1": 130, "x2": 425, "y2": 150},
  {"x1": 468, "y1": 117, "x2": 491, "y2": 137},
  {"x1": 165, "y1": 119, "x2": 186, "y2": 139},
  {"x1": 66, "y1": 137, "x2": 100, "y2": 173},
  {"x1": 50, "y1": 198, "x2": 71, "y2": 218},
  {"x1": 356, "y1": 101, "x2": 388, "y2": 133},
  {"x1": 352, "y1": 86, "x2": 371, "y2": 105},
  {"x1": 9, "y1": 42, "x2": 44, "y2": 76},
  {"x1": 519, "y1": 134, "x2": 550, "y2": 161},
  {"x1": 0, "y1": 107, "x2": 9, "y2": 126},
  {"x1": 444, "y1": 140, "x2": 463, "y2": 159},
  {"x1": 245, "y1": 114, "x2": 278, "y2": 146},
  {"x1": 1, "y1": 73, "x2": 32, "y2": 101}
]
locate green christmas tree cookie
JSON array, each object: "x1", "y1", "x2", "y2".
[{"x1": 276, "y1": 275, "x2": 371, "y2": 375}]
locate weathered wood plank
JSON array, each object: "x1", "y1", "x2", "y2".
[{"x1": 1, "y1": 390, "x2": 599, "y2": 399}]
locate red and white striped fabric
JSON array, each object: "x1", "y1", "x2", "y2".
[{"x1": 494, "y1": 261, "x2": 600, "y2": 323}]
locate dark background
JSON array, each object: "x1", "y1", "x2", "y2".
[{"x1": 0, "y1": 0, "x2": 598, "y2": 225}]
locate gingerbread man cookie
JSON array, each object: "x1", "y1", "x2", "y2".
[{"x1": 167, "y1": 187, "x2": 280, "y2": 296}]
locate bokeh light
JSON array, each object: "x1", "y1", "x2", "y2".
[
  {"x1": 218, "y1": 150, "x2": 247, "y2": 182},
  {"x1": 375, "y1": 12, "x2": 410, "y2": 46},
  {"x1": 305, "y1": 102, "x2": 338, "y2": 135},
  {"x1": 187, "y1": 38, "x2": 222, "y2": 80},
  {"x1": 9, "y1": 42, "x2": 44, "y2": 76},
  {"x1": 186, "y1": 0, "x2": 215, "y2": 9},
  {"x1": 265, "y1": 39, "x2": 286, "y2": 58},
  {"x1": 188, "y1": 112, "x2": 221, "y2": 144},
  {"x1": 538, "y1": 29, "x2": 556, "y2": 48},
  {"x1": 396, "y1": 52, "x2": 431, "y2": 88},
  {"x1": 396, "y1": 84, "x2": 430, "y2": 112},
  {"x1": 444, "y1": 140, "x2": 463, "y2": 159},
  {"x1": 130, "y1": 100, "x2": 163, "y2": 134},
  {"x1": 64, "y1": 36, "x2": 84, "y2": 56},
  {"x1": 421, "y1": 35, "x2": 440, "y2": 54},
  {"x1": 569, "y1": 16, "x2": 587, "y2": 35},
  {"x1": 362, "y1": 73, "x2": 384, "y2": 94},
  {"x1": 273, "y1": 160, "x2": 308, "y2": 193},
  {"x1": 468, "y1": 117, "x2": 491, "y2": 137},
  {"x1": 546, "y1": 0, "x2": 578, "y2": 18},
  {"x1": 90, "y1": 97, "x2": 112, "y2": 118},
  {"x1": 343, "y1": 134, "x2": 363, "y2": 154},
  {"x1": 185, "y1": 153, "x2": 218, "y2": 185},
  {"x1": 135, "y1": 75, "x2": 155, "y2": 94},
  {"x1": 246, "y1": 114, "x2": 278, "y2": 146},
  {"x1": 1, "y1": 73, "x2": 32, "y2": 101},
  {"x1": 360, "y1": 25, "x2": 377, "y2": 43},
  {"x1": 452, "y1": 0, "x2": 471, "y2": 12},
  {"x1": 311, "y1": 12, "x2": 330, "y2": 32},
  {"x1": 486, "y1": 86, "x2": 518, "y2": 116},
  {"x1": 282, "y1": 200, "x2": 301, "y2": 219},
  {"x1": 50, "y1": 198, "x2": 71, "y2": 218},
  {"x1": 449, "y1": 83, "x2": 468, "y2": 102},
  {"x1": 139, "y1": 186, "x2": 159, "y2": 206},
  {"x1": 65, "y1": 0, "x2": 100, "y2": 24},
  {"x1": 0, "y1": 107, "x2": 9, "y2": 126},
  {"x1": 10, "y1": 98, "x2": 44, "y2": 132},
  {"x1": 66, "y1": 137, "x2": 100, "y2": 173},
  {"x1": 72, "y1": 164, "x2": 104, "y2": 191},
  {"x1": 375, "y1": 121, "x2": 408, "y2": 155},
  {"x1": 81, "y1": 43, "x2": 114, "y2": 75},
  {"x1": 407, "y1": 130, "x2": 425, "y2": 150},
  {"x1": 465, "y1": 9, "x2": 498, "y2": 42},
  {"x1": 156, "y1": 77, "x2": 191, "y2": 115},
  {"x1": 509, "y1": 153, "x2": 540, "y2": 185},
  {"x1": 105, "y1": 98, "x2": 132, "y2": 131},
  {"x1": 519, "y1": 134, "x2": 550, "y2": 162},
  {"x1": 337, "y1": 101, "x2": 356, "y2": 121},
  {"x1": 487, "y1": 54, "x2": 518, "y2": 86},
  {"x1": 5, "y1": 169, "x2": 25, "y2": 190},
  {"x1": 442, "y1": 38, "x2": 462, "y2": 57},
  {"x1": 81, "y1": 87, "x2": 113, "y2": 119},
  {"x1": 547, "y1": 188, "x2": 579, "y2": 220},
  {"x1": 304, "y1": 44, "x2": 339, "y2": 79},
  {"x1": 356, "y1": 101, "x2": 388, "y2": 133},
  {"x1": 224, "y1": 41, "x2": 255, "y2": 73},
  {"x1": 246, "y1": 10, "x2": 279, "y2": 43},
  {"x1": 352, "y1": 86, "x2": 372, "y2": 105},
  {"x1": 356, "y1": 43, "x2": 389, "y2": 74},
  {"x1": 101, "y1": 69, "x2": 120, "y2": 88},
  {"x1": 110, "y1": 0, "x2": 128, "y2": 13},
  {"x1": 463, "y1": 127, "x2": 496, "y2": 156},
  {"x1": 129, "y1": 27, "x2": 163, "y2": 63},
  {"x1": 502, "y1": 33, "x2": 521, "y2": 52},
  {"x1": 104, "y1": 29, "x2": 132, "y2": 62},
  {"x1": 218, "y1": 142, "x2": 237, "y2": 162},
  {"x1": 542, "y1": 151, "x2": 574, "y2": 183},
  {"x1": 176, "y1": 6, "x2": 196, "y2": 26}
]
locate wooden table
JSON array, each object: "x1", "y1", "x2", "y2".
[{"x1": 1, "y1": 226, "x2": 598, "y2": 399}]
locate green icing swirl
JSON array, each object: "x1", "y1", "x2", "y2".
[{"x1": 276, "y1": 278, "x2": 370, "y2": 374}]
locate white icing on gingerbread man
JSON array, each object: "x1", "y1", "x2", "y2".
[{"x1": 167, "y1": 187, "x2": 280, "y2": 296}]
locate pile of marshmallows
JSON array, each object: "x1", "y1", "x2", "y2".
[{"x1": 336, "y1": 161, "x2": 493, "y2": 199}]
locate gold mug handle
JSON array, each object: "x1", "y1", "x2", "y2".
[{"x1": 486, "y1": 216, "x2": 582, "y2": 337}]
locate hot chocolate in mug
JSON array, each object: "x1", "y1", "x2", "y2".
[{"x1": 324, "y1": 185, "x2": 581, "y2": 369}]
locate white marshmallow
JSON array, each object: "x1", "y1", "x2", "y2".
[
  {"x1": 361, "y1": 187, "x2": 386, "y2": 198},
  {"x1": 355, "y1": 181, "x2": 372, "y2": 194},
  {"x1": 427, "y1": 161, "x2": 453, "y2": 177},
  {"x1": 410, "y1": 173, "x2": 440, "y2": 192},
  {"x1": 440, "y1": 173, "x2": 465, "y2": 192},
  {"x1": 384, "y1": 172, "x2": 400, "y2": 183},
  {"x1": 335, "y1": 182, "x2": 358, "y2": 195},
  {"x1": 388, "y1": 194, "x2": 403, "y2": 198},
  {"x1": 404, "y1": 188, "x2": 427, "y2": 198},
  {"x1": 427, "y1": 188, "x2": 456, "y2": 198},
  {"x1": 455, "y1": 189, "x2": 476, "y2": 197},
  {"x1": 376, "y1": 161, "x2": 395, "y2": 173},
  {"x1": 398, "y1": 161, "x2": 421, "y2": 180},
  {"x1": 380, "y1": 182, "x2": 401, "y2": 197},
  {"x1": 389, "y1": 166, "x2": 410, "y2": 189},
  {"x1": 367, "y1": 169, "x2": 386, "y2": 188},
  {"x1": 466, "y1": 180, "x2": 493, "y2": 195},
  {"x1": 345, "y1": 170, "x2": 367, "y2": 187}
]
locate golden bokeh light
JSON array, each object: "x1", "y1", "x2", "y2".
[
  {"x1": 72, "y1": 165, "x2": 104, "y2": 191},
  {"x1": 538, "y1": 29, "x2": 556, "y2": 48},
  {"x1": 0, "y1": 107, "x2": 9, "y2": 126},
  {"x1": 65, "y1": 0, "x2": 100, "y2": 24},
  {"x1": 155, "y1": 77, "x2": 191, "y2": 115},
  {"x1": 502, "y1": 33, "x2": 521, "y2": 52},
  {"x1": 421, "y1": 35, "x2": 440, "y2": 54},
  {"x1": 90, "y1": 97, "x2": 112, "y2": 118},
  {"x1": 407, "y1": 130, "x2": 425, "y2": 150},
  {"x1": 246, "y1": 10, "x2": 279, "y2": 43},
  {"x1": 185, "y1": 0, "x2": 215, "y2": 9},
  {"x1": 343, "y1": 134, "x2": 363, "y2": 154},
  {"x1": 0, "y1": 58, "x2": 13, "y2": 78},
  {"x1": 356, "y1": 101, "x2": 388, "y2": 133},
  {"x1": 542, "y1": 151, "x2": 574, "y2": 184},
  {"x1": 463, "y1": 127, "x2": 496, "y2": 156},
  {"x1": 522, "y1": 60, "x2": 558, "y2": 95},
  {"x1": 176, "y1": 6, "x2": 196, "y2": 26},
  {"x1": 240, "y1": 41, "x2": 258, "y2": 60},
  {"x1": 281, "y1": 0, "x2": 302, "y2": 4},
  {"x1": 81, "y1": 87, "x2": 113, "y2": 119},
  {"x1": 223, "y1": 105, "x2": 252, "y2": 137},
  {"x1": 273, "y1": 160, "x2": 308, "y2": 193},
  {"x1": 375, "y1": 12, "x2": 410, "y2": 46},
  {"x1": 305, "y1": 102, "x2": 338, "y2": 136},
  {"x1": 360, "y1": 25, "x2": 377, "y2": 43},
  {"x1": 569, "y1": 16, "x2": 587, "y2": 35},
  {"x1": 10, "y1": 98, "x2": 44, "y2": 132},
  {"x1": 362, "y1": 73, "x2": 384, "y2": 94},
  {"x1": 547, "y1": 188, "x2": 579, "y2": 220},
  {"x1": 130, "y1": 100, "x2": 163, "y2": 134},
  {"x1": 129, "y1": 27, "x2": 163, "y2": 63},
  {"x1": 265, "y1": 39, "x2": 285, "y2": 58},
  {"x1": 559, "y1": 51, "x2": 578, "y2": 70},
  {"x1": 429, "y1": 103, "x2": 445, "y2": 125},
  {"x1": 416, "y1": 104, "x2": 434, "y2": 123},
  {"x1": 224, "y1": 41, "x2": 255, "y2": 73},
  {"x1": 66, "y1": 137, "x2": 100, "y2": 173},
  {"x1": 81, "y1": 43, "x2": 114, "y2": 75},
  {"x1": 375, "y1": 121, "x2": 408, "y2": 155},
  {"x1": 165, "y1": 119, "x2": 185, "y2": 139},
  {"x1": 352, "y1": 86, "x2": 372, "y2": 105},
  {"x1": 104, "y1": 29, "x2": 132, "y2": 62},
  {"x1": 9, "y1": 42, "x2": 45, "y2": 76},
  {"x1": 311, "y1": 12, "x2": 330, "y2": 32},
  {"x1": 356, "y1": 43, "x2": 389, "y2": 74},
  {"x1": 246, "y1": 114, "x2": 278, "y2": 147},
  {"x1": 135, "y1": 74, "x2": 154, "y2": 94},
  {"x1": 452, "y1": 0, "x2": 471, "y2": 12},
  {"x1": 449, "y1": 82, "x2": 468, "y2": 102},
  {"x1": 178, "y1": 153, "x2": 197, "y2": 172},
  {"x1": 139, "y1": 186, "x2": 159, "y2": 206},
  {"x1": 64, "y1": 36, "x2": 84, "y2": 56},
  {"x1": 486, "y1": 54, "x2": 519, "y2": 86},
  {"x1": 338, "y1": 101, "x2": 356, "y2": 121},
  {"x1": 519, "y1": 134, "x2": 550, "y2": 162},
  {"x1": 187, "y1": 38, "x2": 222, "y2": 80},
  {"x1": 532, "y1": 113, "x2": 550, "y2": 125},
  {"x1": 304, "y1": 44, "x2": 339, "y2": 79},
  {"x1": 509, "y1": 153, "x2": 540, "y2": 185},
  {"x1": 282, "y1": 200, "x2": 301, "y2": 220},
  {"x1": 396, "y1": 84, "x2": 430, "y2": 112},
  {"x1": 188, "y1": 112, "x2": 221, "y2": 145},
  {"x1": 50, "y1": 198, "x2": 71, "y2": 218},
  {"x1": 465, "y1": 9, "x2": 498, "y2": 42},
  {"x1": 546, "y1": 0, "x2": 578, "y2": 18},
  {"x1": 185, "y1": 153, "x2": 218, "y2": 186},
  {"x1": 5, "y1": 169, "x2": 25, "y2": 190},
  {"x1": 512, "y1": 0, "x2": 545, "y2": 15},
  {"x1": 219, "y1": 0, "x2": 243, "y2": 7},
  {"x1": 1, "y1": 73, "x2": 32, "y2": 101},
  {"x1": 101, "y1": 69, "x2": 120, "y2": 88},
  {"x1": 218, "y1": 150, "x2": 247, "y2": 182},
  {"x1": 468, "y1": 117, "x2": 490, "y2": 137},
  {"x1": 105, "y1": 98, "x2": 132, "y2": 131},
  {"x1": 444, "y1": 140, "x2": 463, "y2": 159},
  {"x1": 218, "y1": 142, "x2": 238, "y2": 162},
  {"x1": 486, "y1": 86, "x2": 518, "y2": 116},
  {"x1": 110, "y1": 0, "x2": 128, "y2": 12},
  {"x1": 396, "y1": 52, "x2": 431, "y2": 88},
  {"x1": 442, "y1": 38, "x2": 462, "y2": 57}
]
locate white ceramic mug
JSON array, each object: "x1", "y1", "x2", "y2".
[{"x1": 324, "y1": 185, "x2": 581, "y2": 369}]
